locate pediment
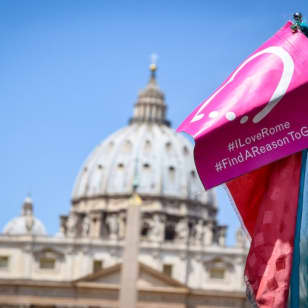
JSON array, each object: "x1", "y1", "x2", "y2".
[
  {"x1": 33, "y1": 247, "x2": 65, "y2": 260},
  {"x1": 75, "y1": 262, "x2": 187, "y2": 289},
  {"x1": 203, "y1": 256, "x2": 234, "y2": 271}
]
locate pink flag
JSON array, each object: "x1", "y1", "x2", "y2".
[
  {"x1": 177, "y1": 22, "x2": 308, "y2": 307},
  {"x1": 177, "y1": 22, "x2": 308, "y2": 190}
]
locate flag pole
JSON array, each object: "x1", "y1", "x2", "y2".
[{"x1": 288, "y1": 12, "x2": 308, "y2": 306}]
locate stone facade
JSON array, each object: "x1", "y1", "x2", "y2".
[{"x1": 0, "y1": 64, "x2": 250, "y2": 307}]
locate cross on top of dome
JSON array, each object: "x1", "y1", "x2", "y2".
[{"x1": 149, "y1": 53, "x2": 158, "y2": 81}]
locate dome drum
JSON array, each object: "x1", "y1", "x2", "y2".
[{"x1": 59, "y1": 208, "x2": 224, "y2": 247}]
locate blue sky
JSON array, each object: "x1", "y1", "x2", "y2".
[{"x1": 1, "y1": 0, "x2": 307, "y2": 244}]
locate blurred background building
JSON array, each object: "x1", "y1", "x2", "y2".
[{"x1": 0, "y1": 65, "x2": 249, "y2": 308}]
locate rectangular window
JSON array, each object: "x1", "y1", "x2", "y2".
[
  {"x1": 0, "y1": 256, "x2": 9, "y2": 269},
  {"x1": 93, "y1": 260, "x2": 103, "y2": 273},
  {"x1": 210, "y1": 268, "x2": 225, "y2": 279},
  {"x1": 39, "y1": 257, "x2": 56, "y2": 269},
  {"x1": 163, "y1": 264, "x2": 173, "y2": 277}
]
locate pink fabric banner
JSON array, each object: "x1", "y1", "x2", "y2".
[
  {"x1": 177, "y1": 22, "x2": 308, "y2": 189},
  {"x1": 226, "y1": 153, "x2": 301, "y2": 307}
]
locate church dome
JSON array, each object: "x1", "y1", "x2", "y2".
[
  {"x1": 72, "y1": 64, "x2": 215, "y2": 207},
  {"x1": 3, "y1": 197, "x2": 47, "y2": 236},
  {"x1": 72, "y1": 123, "x2": 214, "y2": 203}
]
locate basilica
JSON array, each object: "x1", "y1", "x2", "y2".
[{"x1": 0, "y1": 64, "x2": 250, "y2": 307}]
